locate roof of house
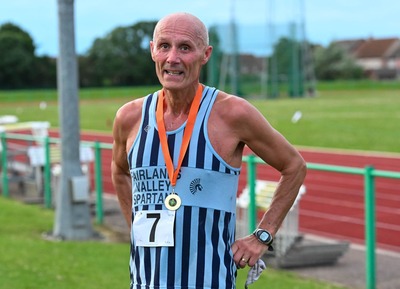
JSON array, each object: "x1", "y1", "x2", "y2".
[
  {"x1": 332, "y1": 37, "x2": 400, "y2": 59},
  {"x1": 333, "y1": 39, "x2": 366, "y2": 55},
  {"x1": 355, "y1": 38, "x2": 400, "y2": 58}
]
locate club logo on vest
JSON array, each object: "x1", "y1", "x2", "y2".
[{"x1": 189, "y1": 178, "x2": 203, "y2": 195}]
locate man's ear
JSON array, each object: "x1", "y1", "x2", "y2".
[
  {"x1": 202, "y1": 46, "x2": 213, "y2": 65},
  {"x1": 150, "y1": 41, "x2": 156, "y2": 62}
]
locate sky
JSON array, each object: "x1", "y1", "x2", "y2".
[{"x1": 1, "y1": 0, "x2": 399, "y2": 56}]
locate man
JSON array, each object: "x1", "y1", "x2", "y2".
[{"x1": 111, "y1": 12, "x2": 306, "y2": 289}]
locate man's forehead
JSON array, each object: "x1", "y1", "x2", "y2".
[
  {"x1": 154, "y1": 25, "x2": 200, "y2": 44},
  {"x1": 156, "y1": 18, "x2": 195, "y2": 35}
]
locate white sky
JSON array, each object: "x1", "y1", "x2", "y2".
[{"x1": 1, "y1": 0, "x2": 399, "y2": 56}]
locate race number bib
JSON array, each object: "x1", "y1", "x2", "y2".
[{"x1": 132, "y1": 210, "x2": 175, "y2": 247}]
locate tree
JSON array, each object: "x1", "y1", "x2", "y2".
[
  {"x1": 32, "y1": 56, "x2": 57, "y2": 88},
  {"x1": 0, "y1": 23, "x2": 36, "y2": 88},
  {"x1": 267, "y1": 37, "x2": 304, "y2": 97},
  {"x1": 314, "y1": 43, "x2": 364, "y2": 80},
  {"x1": 80, "y1": 21, "x2": 159, "y2": 87},
  {"x1": 205, "y1": 25, "x2": 222, "y2": 87}
]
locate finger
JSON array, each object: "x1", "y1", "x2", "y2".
[
  {"x1": 231, "y1": 242, "x2": 238, "y2": 254},
  {"x1": 247, "y1": 256, "x2": 256, "y2": 267},
  {"x1": 239, "y1": 257, "x2": 249, "y2": 268},
  {"x1": 232, "y1": 244, "x2": 244, "y2": 264}
]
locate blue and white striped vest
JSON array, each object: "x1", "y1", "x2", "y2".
[{"x1": 128, "y1": 86, "x2": 241, "y2": 289}]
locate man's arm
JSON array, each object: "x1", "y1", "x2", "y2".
[
  {"x1": 111, "y1": 139, "x2": 132, "y2": 227},
  {"x1": 228, "y1": 96, "x2": 307, "y2": 267},
  {"x1": 111, "y1": 100, "x2": 142, "y2": 228}
]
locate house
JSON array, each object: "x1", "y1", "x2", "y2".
[
  {"x1": 236, "y1": 37, "x2": 400, "y2": 81},
  {"x1": 334, "y1": 39, "x2": 367, "y2": 55},
  {"x1": 334, "y1": 37, "x2": 400, "y2": 80},
  {"x1": 239, "y1": 54, "x2": 265, "y2": 75}
]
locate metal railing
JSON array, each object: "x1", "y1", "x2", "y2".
[
  {"x1": 2, "y1": 132, "x2": 400, "y2": 289},
  {"x1": 0, "y1": 132, "x2": 113, "y2": 223},
  {"x1": 244, "y1": 154, "x2": 400, "y2": 289}
]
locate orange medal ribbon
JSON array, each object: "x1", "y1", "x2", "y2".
[{"x1": 156, "y1": 84, "x2": 203, "y2": 210}]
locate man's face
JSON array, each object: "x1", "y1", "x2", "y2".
[{"x1": 150, "y1": 17, "x2": 212, "y2": 91}]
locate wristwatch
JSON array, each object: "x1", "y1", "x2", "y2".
[{"x1": 253, "y1": 228, "x2": 274, "y2": 251}]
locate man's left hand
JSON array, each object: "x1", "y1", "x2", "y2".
[{"x1": 231, "y1": 234, "x2": 268, "y2": 268}]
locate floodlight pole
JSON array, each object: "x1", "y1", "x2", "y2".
[
  {"x1": 53, "y1": 0, "x2": 93, "y2": 240},
  {"x1": 229, "y1": 0, "x2": 239, "y2": 95}
]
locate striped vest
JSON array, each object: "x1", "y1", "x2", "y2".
[{"x1": 128, "y1": 86, "x2": 241, "y2": 289}]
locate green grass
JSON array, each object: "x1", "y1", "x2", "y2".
[
  {"x1": 0, "y1": 85, "x2": 161, "y2": 102},
  {"x1": 0, "y1": 196, "x2": 349, "y2": 289},
  {"x1": 0, "y1": 197, "x2": 127, "y2": 289},
  {"x1": 0, "y1": 81, "x2": 399, "y2": 153},
  {"x1": 252, "y1": 88, "x2": 400, "y2": 153}
]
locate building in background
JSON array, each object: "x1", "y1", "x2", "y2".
[{"x1": 334, "y1": 37, "x2": 400, "y2": 80}]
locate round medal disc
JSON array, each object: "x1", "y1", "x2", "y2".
[{"x1": 165, "y1": 193, "x2": 182, "y2": 211}]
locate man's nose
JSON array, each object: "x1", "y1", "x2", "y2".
[{"x1": 166, "y1": 48, "x2": 180, "y2": 64}]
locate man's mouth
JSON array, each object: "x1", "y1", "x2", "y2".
[{"x1": 165, "y1": 70, "x2": 183, "y2": 76}]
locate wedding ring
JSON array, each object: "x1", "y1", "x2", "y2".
[{"x1": 241, "y1": 258, "x2": 248, "y2": 263}]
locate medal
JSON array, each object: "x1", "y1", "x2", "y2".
[
  {"x1": 164, "y1": 192, "x2": 182, "y2": 211},
  {"x1": 156, "y1": 84, "x2": 203, "y2": 211}
]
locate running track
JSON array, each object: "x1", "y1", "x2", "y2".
[{"x1": 51, "y1": 130, "x2": 400, "y2": 252}]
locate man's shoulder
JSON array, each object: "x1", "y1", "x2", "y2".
[
  {"x1": 213, "y1": 90, "x2": 252, "y2": 116},
  {"x1": 118, "y1": 97, "x2": 144, "y2": 115},
  {"x1": 114, "y1": 97, "x2": 147, "y2": 129}
]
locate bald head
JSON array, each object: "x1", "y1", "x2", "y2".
[{"x1": 153, "y1": 12, "x2": 209, "y2": 46}]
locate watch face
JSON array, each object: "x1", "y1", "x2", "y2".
[{"x1": 260, "y1": 231, "x2": 269, "y2": 242}]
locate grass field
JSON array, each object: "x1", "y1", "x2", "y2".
[
  {"x1": 0, "y1": 197, "x2": 349, "y2": 289},
  {"x1": 1, "y1": 81, "x2": 399, "y2": 153}
]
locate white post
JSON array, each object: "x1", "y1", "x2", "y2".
[{"x1": 53, "y1": 0, "x2": 93, "y2": 240}]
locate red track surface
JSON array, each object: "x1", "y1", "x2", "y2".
[
  {"x1": 244, "y1": 147, "x2": 400, "y2": 252},
  {"x1": 42, "y1": 130, "x2": 400, "y2": 252}
]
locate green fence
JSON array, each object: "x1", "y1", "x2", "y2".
[
  {"x1": 1, "y1": 132, "x2": 400, "y2": 289},
  {"x1": 244, "y1": 155, "x2": 400, "y2": 289},
  {"x1": 0, "y1": 132, "x2": 113, "y2": 223}
]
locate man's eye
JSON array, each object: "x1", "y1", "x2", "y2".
[
  {"x1": 180, "y1": 46, "x2": 190, "y2": 51},
  {"x1": 160, "y1": 44, "x2": 169, "y2": 49}
]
